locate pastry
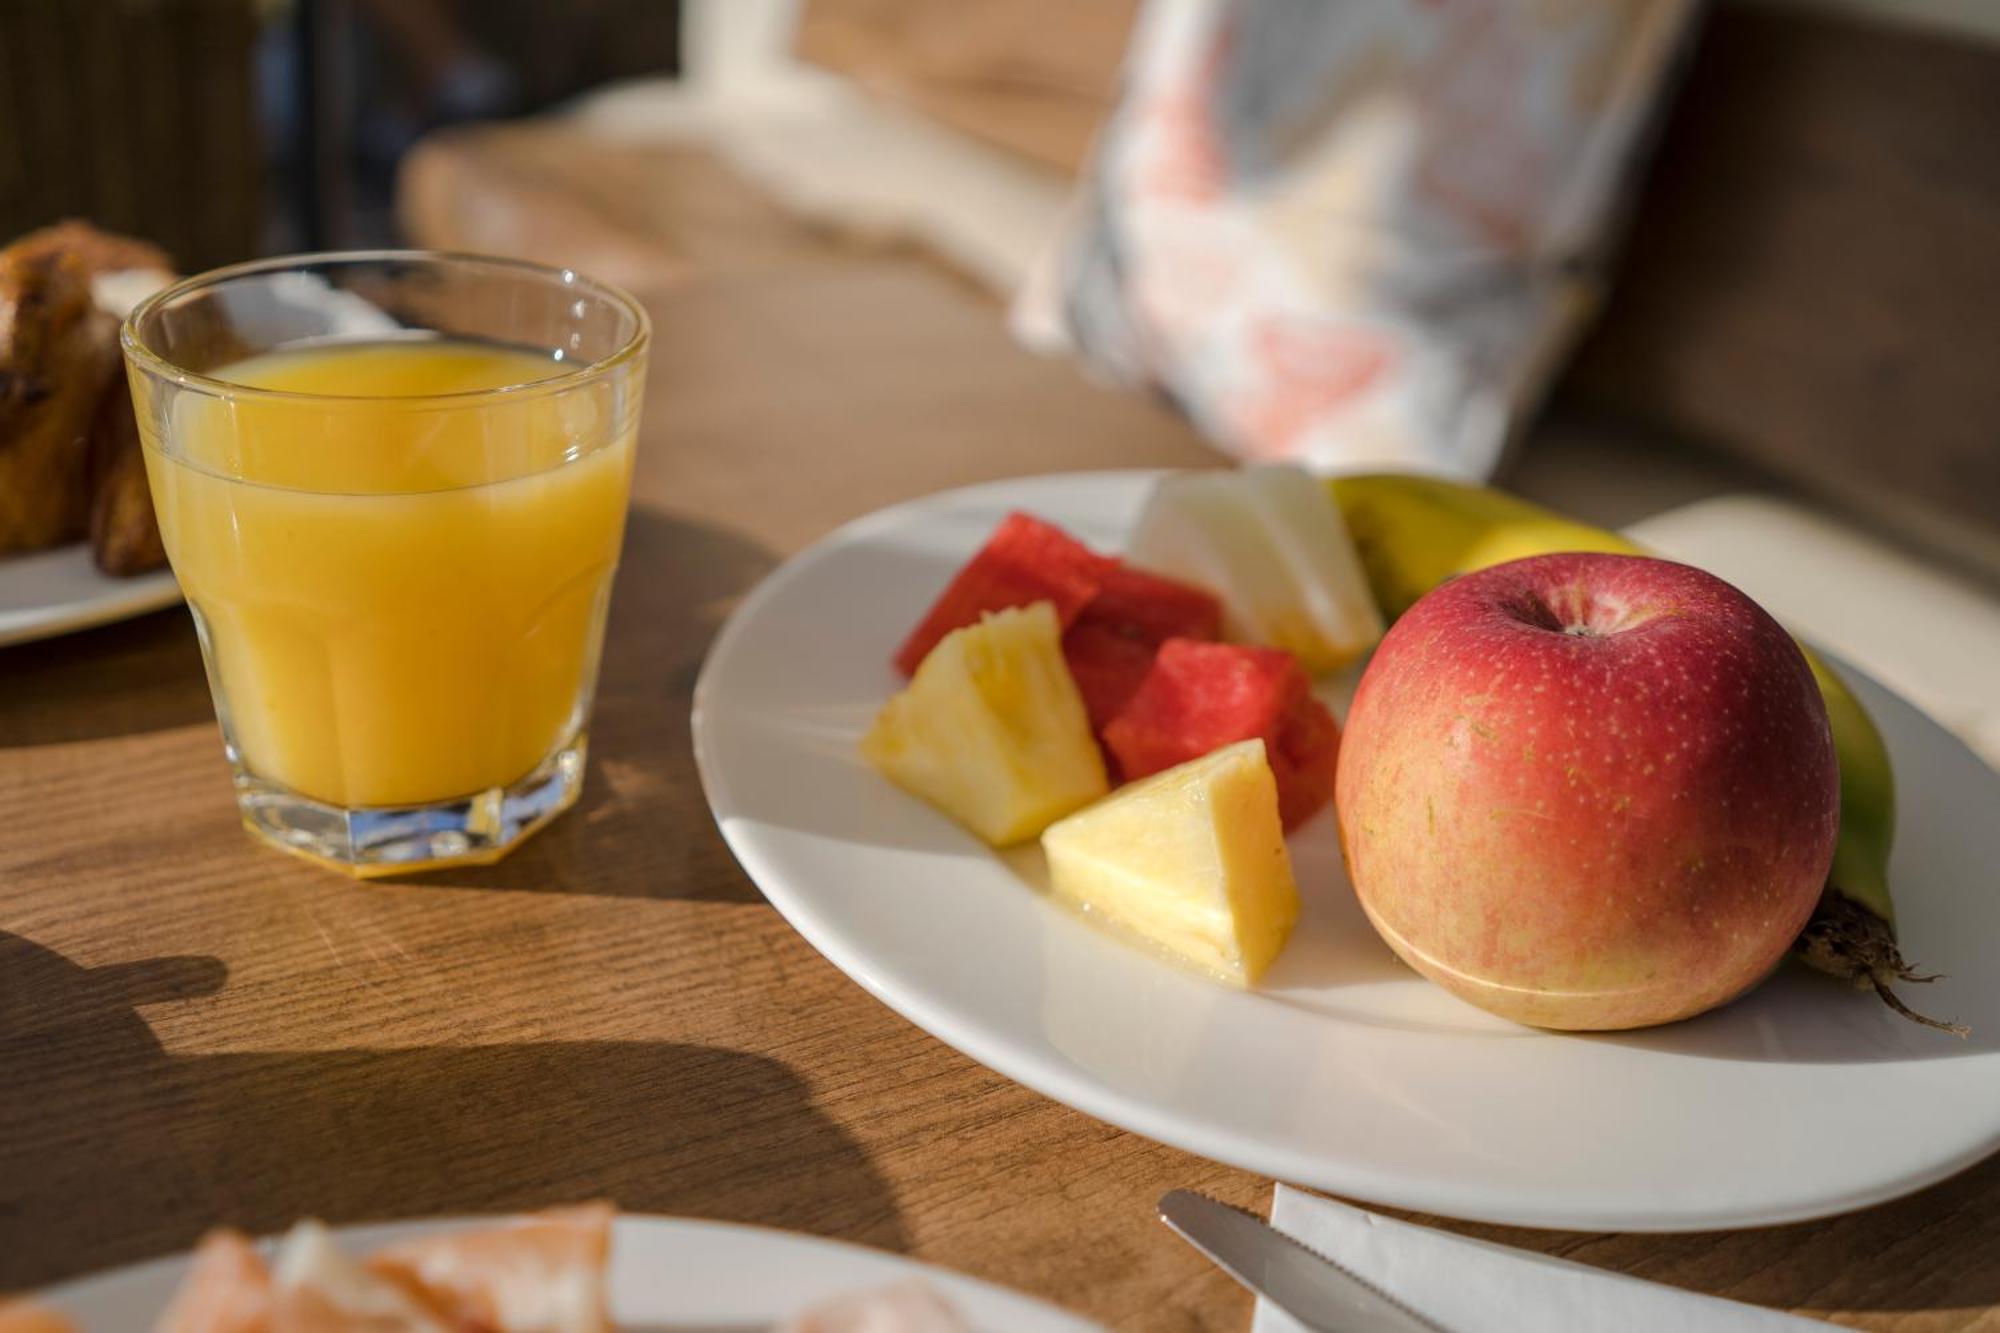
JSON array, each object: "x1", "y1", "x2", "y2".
[
  {"x1": 0, "y1": 243, "x2": 116, "y2": 555},
  {"x1": 0, "y1": 220, "x2": 175, "y2": 573}
]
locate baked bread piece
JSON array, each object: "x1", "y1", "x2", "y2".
[
  {"x1": 0, "y1": 243, "x2": 118, "y2": 555},
  {"x1": 0, "y1": 220, "x2": 174, "y2": 573},
  {"x1": 5, "y1": 219, "x2": 170, "y2": 279},
  {"x1": 86, "y1": 360, "x2": 166, "y2": 574}
]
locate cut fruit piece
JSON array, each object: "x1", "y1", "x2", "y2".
[
  {"x1": 0, "y1": 1305, "x2": 77, "y2": 1333},
  {"x1": 152, "y1": 1231, "x2": 273, "y2": 1333},
  {"x1": 894, "y1": 511, "x2": 1117, "y2": 675},
  {"x1": 1062, "y1": 565, "x2": 1224, "y2": 743},
  {"x1": 369, "y1": 1203, "x2": 613, "y2": 1333},
  {"x1": 1042, "y1": 738, "x2": 1300, "y2": 984},
  {"x1": 1127, "y1": 466, "x2": 1384, "y2": 673},
  {"x1": 1061, "y1": 618, "x2": 1159, "y2": 745},
  {"x1": 864, "y1": 601, "x2": 1109, "y2": 846},
  {"x1": 1104, "y1": 640, "x2": 1301, "y2": 775},
  {"x1": 271, "y1": 1220, "x2": 449, "y2": 1332},
  {"x1": 1271, "y1": 689, "x2": 1341, "y2": 832},
  {"x1": 1102, "y1": 639, "x2": 1339, "y2": 830},
  {"x1": 1079, "y1": 564, "x2": 1223, "y2": 644}
]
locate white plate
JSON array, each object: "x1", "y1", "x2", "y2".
[
  {"x1": 0, "y1": 544, "x2": 180, "y2": 648},
  {"x1": 38, "y1": 1215, "x2": 1097, "y2": 1332},
  {"x1": 692, "y1": 470, "x2": 2000, "y2": 1233}
]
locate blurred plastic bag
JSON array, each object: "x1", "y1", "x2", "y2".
[{"x1": 1016, "y1": 0, "x2": 1700, "y2": 479}]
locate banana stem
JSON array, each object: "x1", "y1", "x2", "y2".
[
  {"x1": 1796, "y1": 891, "x2": 1969, "y2": 1036},
  {"x1": 1871, "y1": 975, "x2": 1971, "y2": 1037}
]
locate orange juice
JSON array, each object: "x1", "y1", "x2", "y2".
[{"x1": 141, "y1": 338, "x2": 636, "y2": 809}]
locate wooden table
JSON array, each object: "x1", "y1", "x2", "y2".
[{"x1": 6, "y1": 228, "x2": 1999, "y2": 1333}]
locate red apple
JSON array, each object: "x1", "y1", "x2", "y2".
[{"x1": 1335, "y1": 552, "x2": 1839, "y2": 1030}]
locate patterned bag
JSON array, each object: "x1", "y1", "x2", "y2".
[{"x1": 1018, "y1": 0, "x2": 1700, "y2": 477}]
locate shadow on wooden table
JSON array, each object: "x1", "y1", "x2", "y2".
[
  {"x1": 0, "y1": 930, "x2": 907, "y2": 1291},
  {"x1": 0, "y1": 605, "x2": 212, "y2": 748}
]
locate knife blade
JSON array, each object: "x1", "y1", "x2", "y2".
[{"x1": 1159, "y1": 1190, "x2": 1447, "y2": 1333}]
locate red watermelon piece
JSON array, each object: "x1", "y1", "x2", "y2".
[
  {"x1": 1062, "y1": 566, "x2": 1225, "y2": 741},
  {"x1": 1081, "y1": 565, "x2": 1223, "y2": 644},
  {"x1": 1060, "y1": 621, "x2": 1159, "y2": 774},
  {"x1": 1103, "y1": 639, "x2": 1340, "y2": 829},
  {"x1": 894, "y1": 512, "x2": 1118, "y2": 675},
  {"x1": 1270, "y1": 686, "x2": 1341, "y2": 830}
]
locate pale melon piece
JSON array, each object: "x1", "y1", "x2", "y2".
[
  {"x1": 1041, "y1": 738, "x2": 1300, "y2": 984},
  {"x1": 1128, "y1": 466, "x2": 1384, "y2": 673},
  {"x1": 862, "y1": 601, "x2": 1108, "y2": 846}
]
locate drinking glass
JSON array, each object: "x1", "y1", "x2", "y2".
[{"x1": 122, "y1": 252, "x2": 648, "y2": 875}]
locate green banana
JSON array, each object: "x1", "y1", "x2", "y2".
[{"x1": 1325, "y1": 472, "x2": 1964, "y2": 1032}]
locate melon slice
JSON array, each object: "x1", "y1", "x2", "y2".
[
  {"x1": 1042, "y1": 739, "x2": 1300, "y2": 984},
  {"x1": 1127, "y1": 466, "x2": 1384, "y2": 673},
  {"x1": 865, "y1": 602, "x2": 1109, "y2": 846},
  {"x1": 894, "y1": 512, "x2": 1117, "y2": 675}
]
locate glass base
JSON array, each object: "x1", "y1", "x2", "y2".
[{"x1": 235, "y1": 735, "x2": 587, "y2": 878}]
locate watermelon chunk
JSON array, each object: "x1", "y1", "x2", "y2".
[
  {"x1": 1103, "y1": 639, "x2": 1340, "y2": 830},
  {"x1": 894, "y1": 512, "x2": 1118, "y2": 676},
  {"x1": 1080, "y1": 565, "x2": 1223, "y2": 644},
  {"x1": 1060, "y1": 620, "x2": 1158, "y2": 770},
  {"x1": 1062, "y1": 566, "x2": 1225, "y2": 741},
  {"x1": 1270, "y1": 685, "x2": 1340, "y2": 831}
]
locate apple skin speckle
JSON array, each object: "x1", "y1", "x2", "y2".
[{"x1": 1335, "y1": 552, "x2": 1839, "y2": 1031}]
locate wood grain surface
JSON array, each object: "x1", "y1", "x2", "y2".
[{"x1": 5, "y1": 182, "x2": 1999, "y2": 1332}]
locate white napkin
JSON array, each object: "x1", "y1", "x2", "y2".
[{"x1": 1252, "y1": 1186, "x2": 1828, "y2": 1332}]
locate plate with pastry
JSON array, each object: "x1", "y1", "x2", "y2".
[
  {"x1": 13, "y1": 1204, "x2": 1097, "y2": 1332},
  {"x1": 0, "y1": 221, "x2": 180, "y2": 648}
]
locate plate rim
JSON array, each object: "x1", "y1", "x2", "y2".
[
  {"x1": 38, "y1": 1211, "x2": 1098, "y2": 1331},
  {"x1": 0, "y1": 542, "x2": 181, "y2": 648},
  {"x1": 691, "y1": 468, "x2": 2000, "y2": 1233}
]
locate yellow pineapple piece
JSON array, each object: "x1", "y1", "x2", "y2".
[
  {"x1": 862, "y1": 601, "x2": 1109, "y2": 846},
  {"x1": 1041, "y1": 738, "x2": 1300, "y2": 984}
]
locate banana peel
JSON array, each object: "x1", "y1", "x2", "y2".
[{"x1": 1325, "y1": 472, "x2": 1966, "y2": 1034}]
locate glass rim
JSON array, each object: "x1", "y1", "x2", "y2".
[{"x1": 121, "y1": 249, "x2": 651, "y2": 407}]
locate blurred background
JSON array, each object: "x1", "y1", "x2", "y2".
[
  {"x1": 0, "y1": 0, "x2": 683, "y2": 260},
  {"x1": 3, "y1": 0, "x2": 1997, "y2": 748}
]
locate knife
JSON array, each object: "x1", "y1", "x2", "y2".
[{"x1": 1159, "y1": 1190, "x2": 1447, "y2": 1333}]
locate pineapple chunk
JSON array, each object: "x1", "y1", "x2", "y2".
[
  {"x1": 862, "y1": 601, "x2": 1108, "y2": 846},
  {"x1": 1041, "y1": 738, "x2": 1299, "y2": 984},
  {"x1": 1127, "y1": 466, "x2": 1384, "y2": 673}
]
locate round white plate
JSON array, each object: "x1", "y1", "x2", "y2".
[
  {"x1": 38, "y1": 1215, "x2": 1096, "y2": 1332},
  {"x1": 692, "y1": 470, "x2": 2000, "y2": 1233},
  {"x1": 0, "y1": 544, "x2": 179, "y2": 648}
]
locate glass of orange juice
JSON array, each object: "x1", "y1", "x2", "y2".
[{"x1": 122, "y1": 252, "x2": 648, "y2": 875}]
